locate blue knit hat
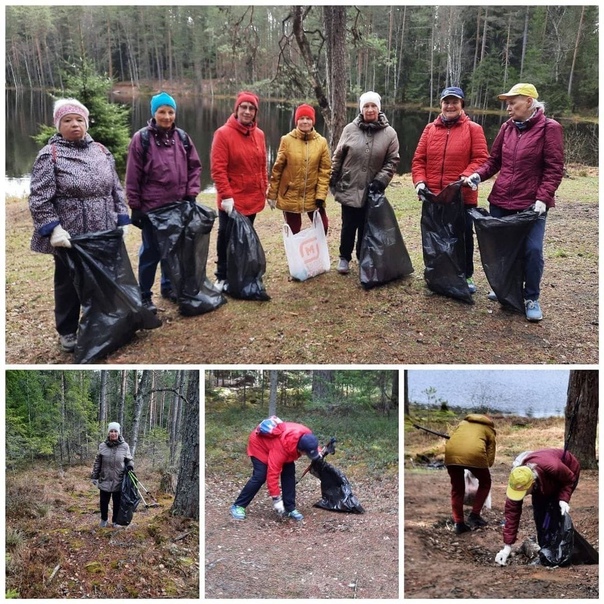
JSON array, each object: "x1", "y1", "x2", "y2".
[
  {"x1": 151, "y1": 92, "x2": 177, "y2": 116},
  {"x1": 298, "y1": 433, "x2": 321, "y2": 461}
]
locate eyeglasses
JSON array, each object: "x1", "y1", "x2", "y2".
[{"x1": 239, "y1": 104, "x2": 257, "y2": 112}]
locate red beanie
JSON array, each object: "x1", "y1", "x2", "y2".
[
  {"x1": 234, "y1": 91, "x2": 259, "y2": 113},
  {"x1": 295, "y1": 104, "x2": 315, "y2": 125}
]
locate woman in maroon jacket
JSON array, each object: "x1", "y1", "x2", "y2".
[
  {"x1": 464, "y1": 83, "x2": 564, "y2": 321},
  {"x1": 495, "y1": 448, "x2": 580, "y2": 565},
  {"x1": 229, "y1": 420, "x2": 321, "y2": 522},
  {"x1": 412, "y1": 87, "x2": 489, "y2": 293}
]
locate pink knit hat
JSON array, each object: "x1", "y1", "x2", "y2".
[{"x1": 53, "y1": 98, "x2": 90, "y2": 130}]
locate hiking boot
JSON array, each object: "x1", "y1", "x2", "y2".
[
  {"x1": 466, "y1": 277, "x2": 477, "y2": 294},
  {"x1": 59, "y1": 333, "x2": 77, "y2": 352},
  {"x1": 99, "y1": 519, "x2": 108, "y2": 528},
  {"x1": 230, "y1": 505, "x2": 246, "y2": 521},
  {"x1": 454, "y1": 522, "x2": 472, "y2": 534},
  {"x1": 287, "y1": 509, "x2": 304, "y2": 521},
  {"x1": 161, "y1": 287, "x2": 178, "y2": 303},
  {"x1": 213, "y1": 279, "x2": 226, "y2": 293},
  {"x1": 487, "y1": 291, "x2": 498, "y2": 302},
  {"x1": 142, "y1": 297, "x2": 157, "y2": 314},
  {"x1": 337, "y1": 258, "x2": 350, "y2": 274},
  {"x1": 525, "y1": 299, "x2": 543, "y2": 322},
  {"x1": 467, "y1": 512, "x2": 488, "y2": 528}
]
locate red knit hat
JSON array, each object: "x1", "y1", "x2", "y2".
[
  {"x1": 295, "y1": 104, "x2": 315, "y2": 125},
  {"x1": 234, "y1": 91, "x2": 259, "y2": 113}
]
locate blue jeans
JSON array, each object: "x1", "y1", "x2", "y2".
[
  {"x1": 138, "y1": 219, "x2": 171, "y2": 299},
  {"x1": 489, "y1": 204, "x2": 546, "y2": 301},
  {"x1": 233, "y1": 456, "x2": 297, "y2": 512}
]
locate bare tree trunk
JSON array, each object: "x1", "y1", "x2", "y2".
[
  {"x1": 312, "y1": 370, "x2": 335, "y2": 404},
  {"x1": 567, "y1": 6, "x2": 585, "y2": 98},
  {"x1": 131, "y1": 370, "x2": 151, "y2": 458},
  {"x1": 170, "y1": 370, "x2": 185, "y2": 467},
  {"x1": 565, "y1": 370, "x2": 598, "y2": 469},
  {"x1": 99, "y1": 370, "x2": 108, "y2": 436},
  {"x1": 403, "y1": 370, "x2": 410, "y2": 416},
  {"x1": 268, "y1": 370, "x2": 278, "y2": 416},
  {"x1": 520, "y1": 6, "x2": 530, "y2": 78},
  {"x1": 119, "y1": 371, "x2": 127, "y2": 430},
  {"x1": 391, "y1": 370, "x2": 399, "y2": 411}
]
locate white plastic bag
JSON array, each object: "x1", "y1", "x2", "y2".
[
  {"x1": 463, "y1": 469, "x2": 492, "y2": 509},
  {"x1": 282, "y1": 210, "x2": 330, "y2": 281}
]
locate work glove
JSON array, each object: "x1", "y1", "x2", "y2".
[
  {"x1": 130, "y1": 209, "x2": 146, "y2": 229},
  {"x1": 221, "y1": 198, "x2": 235, "y2": 215},
  {"x1": 462, "y1": 173, "x2": 481, "y2": 191},
  {"x1": 315, "y1": 199, "x2": 325, "y2": 209},
  {"x1": 415, "y1": 182, "x2": 426, "y2": 194},
  {"x1": 559, "y1": 500, "x2": 570, "y2": 516},
  {"x1": 267, "y1": 198, "x2": 277, "y2": 210},
  {"x1": 126, "y1": 464, "x2": 134, "y2": 472},
  {"x1": 272, "y1": 496, "x2": 285, "y2": 515},
  {"x1": 369, "y1": 180, "x2": 385, "y2": 194},
  {"x1": 534, "y1": 200, "x2": 547, "y2": 215},
  {"x1": 495, "y1": 545, "x2": 512, "y2": 566},
  {"x1": 119, "y1": 224, "x2": 129, "y2": 237},
  {"x1": 91, "y1": 479, "x2": 98, "y2": 487},
  {"x1": 50, "y1": 225, "x2": 72, "y2": 248}
]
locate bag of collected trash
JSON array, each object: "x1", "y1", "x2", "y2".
[
  {"x1": 115, "y1": 471, "x2": 141, "y2": 526},
  {"x1": 571, "y1": 527, "x2": 599, "y2": 565},
  {"x1": 537, "y1": 499, "x2": 574, "y2": 567},
  {"x1": 468, "y1": 207, "x2": 540, "y2": 313},
  {"x1": 57, "y1": 229, "x2": 161, "y2": 364},
  {"x1": 310, "y1": 459, "x2": 365, "y2": 514},
  {"x1": 421, "y1": 181, "x2": 473, "y2": 303},
  {"x1": 224, "y1": 210, "x2": 270, "y2": 301},
  {"x1": 359, "y1": 189, "x2": 414, "y2": 289},
  {"x1": 146, "y1": 200, "x2": 227, "y2": 316},
  {"x1": 463, "y1": 469, "x2": 492, "y2": 509},
  {"x1": 283, "y1": 210, "x2": 330, "y2": 281}
]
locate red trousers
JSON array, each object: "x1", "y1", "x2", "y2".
[
  {"x1": 447, "y1": 465, "x2": 491, "y2": 523},
  {"x1": 283, "y1": 208, "x2": 328, "y2": 235}
]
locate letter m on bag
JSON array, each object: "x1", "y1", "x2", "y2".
[{"x1": 299, "y1": 235, "x2": 321, "y2": 265}]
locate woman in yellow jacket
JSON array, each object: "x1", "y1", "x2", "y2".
[
  {"x1": 267, "y1": 104, "x2": 331, "y2": 234},
  {"x1": 444, "y1": 414, "x2": 496, "y2": 534}
]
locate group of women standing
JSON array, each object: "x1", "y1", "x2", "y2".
[{"x1": 27, "y1": 82, "x2": 564, "y2": 352}]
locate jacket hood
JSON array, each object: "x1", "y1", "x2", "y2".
[
  {"x1": 50, "y1": 132, "x2": 94, "y2": 149},
  {"x1": 464, "y1": 414, "x2": 495, "y2": 429},
  {"x1": 354, "y1": 112, "x2": 390, "y2": 131},
  {"x1": 288, "y1": 127, "x2": 320, "y2": 141}
]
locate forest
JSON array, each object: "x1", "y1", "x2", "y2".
[
  {"x1": 5, "y1": 369, "x2": 200, "y2": 599},
  {"x1": 5, "y1": 5, "x2": 598, "y2": 115}
]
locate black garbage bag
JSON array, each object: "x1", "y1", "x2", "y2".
[
  {"x1": 469, "y1": 207, "x2": 540, "y2": 313},
  {"x1": 421, "y1": 181, "x2": 473, "y2": 303},
  {"x1": 537, "y1": 500, "x2": 574, "y2": 567},
  {"x1": 115, "y1": 471, "x2": 141, "y2": 526},
  {"x1": 146, "y1": 200, "x2": 227, "y2": 316},
  {"x1": 58, "y1": 230, "x2": 162, "y2": 364},
  {"x1": 359, "y1": 189, "x2": 414, "y2": 289},
  {"x1": 310, "y1": 459, "x2": 365, "y2": 514},
  {"x1": 224, "y1": 210, "x2": 271, "y2": 301},
  {"x1": 571, "y1": 527, "x2": 599, "y2": 565}
]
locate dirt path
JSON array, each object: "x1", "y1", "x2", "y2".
[{"x1": 404, "y1": 465, "x2": 598, "y2": 599}]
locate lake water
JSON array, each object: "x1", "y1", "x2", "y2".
[{"x1": 408, "y1": 369, "x2": 570, "y2": 418}]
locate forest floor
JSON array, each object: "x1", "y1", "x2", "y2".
[
  {"x1": 5, "y1": 462, "x2": 199, "y2": 599},
  {"x1": 404, "y1": 411, "x2": 599, "y2": 599},
  {"x1": 5, "y1": 169, "x2": 598, "y2": 365}
]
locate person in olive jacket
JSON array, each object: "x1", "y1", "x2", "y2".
[
  {"x1": 267, "y1": 104, "x2": 331, "y2": 234},
  {"x1": 444, "y1": 414, "x2": 497, "y2": 534},
  {"x1": 91, "y1": 422, "x2": 134, "y2": 528}
]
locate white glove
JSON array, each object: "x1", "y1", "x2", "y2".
[
  {"x1": 495, "y1": 545, "x2": 512, "y2": 566},
  {"x1": 415, "y1": 182, "x2": 426, "y2": 194},
  {"x1": 462, "y1": 173, "x2": 481, "y2": 190},
  {"x1": 559, "y1": 500, "x2": 570, "y2": 516},
  {"x1": 119, "y1": 224, "x2": 129, "y2": 237},
  {"x1": 534, "y1": 200, "x2": 547, "y2": 215},
  {"x1": 221, "y1": 198, "x2": 235, "y2": 215},
  {"x1": 267, "y1": 198, "x2": 277, "y2": 210},
  {"x1": 50, "y1": 225, "x2": 72, "y2": 248},
  {"x1": 272, "y1": 496, "x2": 285, "y2": 515}
]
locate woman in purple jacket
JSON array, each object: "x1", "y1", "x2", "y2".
[
  {"x1": 463, "y1": 83, "x2": 564, "y2": 322},
  {"x1": 126, "y1": 92, "x2": 202, "y2": 313}
]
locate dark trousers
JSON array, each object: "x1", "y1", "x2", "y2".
[
  {"x1": 489, "y1": 204, "x2": 547, "y2": 301},
  {"x1": 138, "y1": 218, "x2": 171, "y2": 299},
  {"x1": 100, "y1": 489, "x2": 122, "y2": 523},
  {"x1": 284, "y1": 208, "x2": 329, "y2": 235},
  {"x1": 233, "y1": 456, "x2": 297, "y2": 513},
  {"x1": 339, "y1": 204, "x2": 367, "y2": 262},
  {"x1": 464, "y1": 208, "x2": 475, "y2": 279},
  {"x1": 447, "y1": 465, "x2": 492, "y2": 523},
  {"x1": 53, "y1": 254, "x2": 80, "y2": 336},
  {"x1": 215, "y1": 210, "x2": 257, "y2": 280}
]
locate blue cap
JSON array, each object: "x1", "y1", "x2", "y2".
[
  {"x1": 298, "y1": 433, "x2": 321, "y2": 461},
  {"x1": 151, "y1": 92, "x2": 177, "y2": 116},
  {"x1": 440, "y1": 86, "x2": 465, "y2": 101}
]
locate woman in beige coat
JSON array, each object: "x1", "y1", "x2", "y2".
[
  {"x1": 267, "y1": 104, "x2": 330, "y2": 234},
  {"x1": 444, "y1": 414, "x2": 496, "y2": 533}
]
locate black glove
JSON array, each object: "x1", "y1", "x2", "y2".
[
  {"x1": 315, "y1": 199, "x2": 325, "y2": 209},
  {"x1": 369, "y1": 180, "x2": 386, "y2": 193},
  {"x1": 131, "y1": 209, "x2": 146, "y2": 229},
  {"x1": 126, "y1": 463, "x2": 134, "y2": 472}
]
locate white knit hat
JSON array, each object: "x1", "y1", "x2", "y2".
[
  {"x1": 53, "y1": 98, "x2": 90, "y2": 130},
  {"x1": 359, "y1": 91, "x2": 381, "y2": 112},
  {"x1": 107, "y1": 422, "x2": 121, "y2": 435}
]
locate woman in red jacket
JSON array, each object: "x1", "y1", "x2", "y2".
[
  {"x1": 464, "y1": 83, "x2": 565, "y2": 322},
  {"x1": 230, "y1": 420, "x2": 321, "y2": 521},
  {"x1": 412, "y1": 86, "x2": 489, "y2": 293},
  {"x1": 210, "y1": 91, "x2": 268, "y2": 292}
]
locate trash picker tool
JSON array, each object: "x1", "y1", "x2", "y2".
[
  {"x1": 411, "y1": 422, "x2": 450, "y2": 439},
  {"x1": 128, "y1": 471, "x2": 161, "y2": 508},
  {"x1": 297, "y1": 437, "x2": 336, "y2": 484}
]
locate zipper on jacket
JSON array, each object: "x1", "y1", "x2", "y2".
[
  {"x1": 440, "y1": 129, "x2": 451, "y2": 191},
  {"x1": 302, "y1": 139, "x2": 310, "y2": 212}
]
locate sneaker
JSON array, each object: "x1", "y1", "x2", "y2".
[
  {"x1": 337, "y1": 258, "x2": 350, "y2": 274},
  {"x1": 161, "y1": 288, "x2": 178, "y2": 303},
  {"x1": 467, "y1": 512, "x2": 488, "y2": 528},
  {"x1": 99, "y1": 519, "x2": 108, "y2": 528},
  {"x1": 112, "y1": 522, "x2": 126, "y2": 529},
  {"x1": 466, "y1": 277, "x2": 477, "y2": 294},
  {"x1": 142, "y1": 297, "x2": 157, "y2": 314},
  {"x1": 230, "y1": 505, "x2": 246, "y2": 520},
  {"x1": 213, "y1": 279, "x2": 226, "y2": 293},
  {"x1": 454, "y1": 522, "x2": 472, "y2": 534},
  {"x1": 525, "y1": 299, "x2": 543, "y2": 322},
  {"x1": 59, "y1": 333, "x2": 77, "y2": 352},
  {"x1": 287, "y1": 509, "x2": 304, "y2": 521},
  {"x1": 487, "y1": 291, "x2": 498, "y2": 302}
]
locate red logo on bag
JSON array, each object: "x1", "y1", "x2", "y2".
[{"x1": 299, "y1": 236, "x2": 320, "y2": 263}]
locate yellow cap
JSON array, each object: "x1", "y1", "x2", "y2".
[
  {"x1": 506, "y1": 466, "x2": 535, "y2": 500},
  {"x1": 498, "y1": 83, "x2": 539, "y2": 100}
]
